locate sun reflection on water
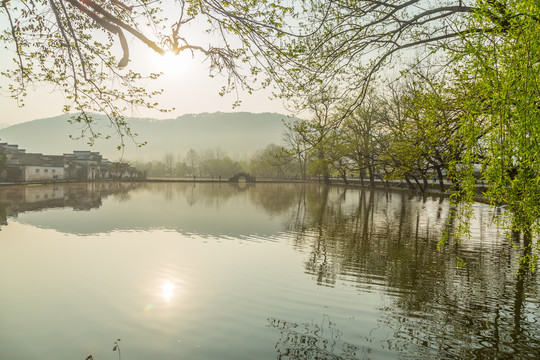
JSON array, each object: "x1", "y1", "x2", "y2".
[
  {"x1": 144, "y1": 279, "x2": 179, "y2": 316},
  {"x1": 161, "y1": 280, "x2": 176, "y2": 303}
]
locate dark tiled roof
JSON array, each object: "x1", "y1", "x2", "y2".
[
  {"x1": 3, "y1": 143, "x2": 123, "y2": 172},
  {"x1": 9, "y1": 153, "x2": 56, "y2": 167},
  {"x1": 0, "y1": 143, "x2": 26, "y2": 154},
  {"x1": 46, "y1": 155, "x2": 66, "y2": 167}
]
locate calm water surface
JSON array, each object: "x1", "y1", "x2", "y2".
[{"x1": 0, "y1": 182, "x2": 538, "y2": 359}]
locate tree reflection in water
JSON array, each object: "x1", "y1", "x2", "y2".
[
  {"x1": 268, "y1": 316, "x2": 367, "y2": 360},
  {"x1": 268, "y1": 185, "x2": 540, "y2": 359}
]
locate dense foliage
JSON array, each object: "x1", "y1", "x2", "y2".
[{"x1": 450, "y1": 0, "x2": 540, "y2": 268}]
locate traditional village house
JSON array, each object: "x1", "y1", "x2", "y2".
[
  {"x1": 1, "y1": 143, "x2": 141, "y2": 182},
  {"x1": 63, "y1": 151, "x2": 103, "y2": 180},
  {"x1": 4, "y1": 152, "x2": 64, "y2": 182},
  {"x1": 100, "y1": 158, "x2": 112, "y2": 179},
  {"x1": 0, "y1": 143, "x2": 26, "y2": 181},
  {"x1": 1, "y1": 143, "x2": 64, "y2": 181}
]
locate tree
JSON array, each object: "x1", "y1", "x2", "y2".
[
  {"x1": 403, "y1": 76, "x2": 464, "y2": 193},
  {"x1": 0, "y1": 0, "x2": 303, "y2": 145},
  {"x1": 280, "y1": 0, "x2": 478, "y2": 115},
  {"x1": 288, "y1": 119, "x2": 332, "y2": 184},
  {"x1": 323, "y1": 128, "x2": 351, "y2": 185},
  {"x1": 341, "y1": 93, "x2": 387, "y2": 187},
  {"x1": 361, "y1": 85, "x2": 426, "y2": 191},
  {"x1": 282, "y1": 120, "x2": 311, "y2": 180},
  {"x1": 173, "y1": 159, "x2": 189, "y2": 177},
  {"x1": 249, "y1": 143, "x2": 296, "y2": 179},
  {"x1": 377, "y1": 76, "x2": 465, "y2": 193},
  {"x1": 184, "y1": 148, "x2": 199, "y2": 176},
  {"x1": 163, "y1": 152, "x2": 175, "y2": 176},
  {"x1": 292, "y1": 90, "x2": 343, "y2": 185},
  {"x1": 198, "y1": 147, "x2": 243, "y2": 178},
  {"x1": 446, "y1": 0, "x2": 540, "y2": 269}
]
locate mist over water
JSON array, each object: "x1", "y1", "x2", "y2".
[{"x1": 0, "y1": 182, "x2": 538, "y2": 359}]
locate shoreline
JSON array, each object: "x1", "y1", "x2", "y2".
[{"x1": 0, "y1": 177, "x2": 490, "y2": 204}]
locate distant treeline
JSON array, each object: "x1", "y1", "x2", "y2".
[{"x1": 131, "y1": 144, "x2": 300, "y2": 180}]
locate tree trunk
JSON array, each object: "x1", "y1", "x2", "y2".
[
  {"x1": 368, "y1": 165, "x2": 375, "y2": 186},
  {"x1": 404, "y1": 177, "x2": 415, "y2": 191},
  {"x1": 435, "y1": 166, "x2": 445, "y2": 192},
  {"x1": 341, "y1": 171, "x2": 348, "y2": 185},
  {"x1": 322, "y1": 163, "x2": 331, "y2": 185},
  {"x1": 411, "y1": 175, "x2": 425, "y2": 193}
]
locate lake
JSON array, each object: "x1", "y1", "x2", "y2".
[{"x1": 0, "y1": 182, "x2": 539, "y2": 359}]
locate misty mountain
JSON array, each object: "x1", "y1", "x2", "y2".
[{"x1": 0, "y1": 112, "x2": 293, "y2": 161}]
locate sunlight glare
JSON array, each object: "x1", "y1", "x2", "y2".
[
  {"x1": 150, "y1": 50, "x2": 191, "y2": 76},
  {"x1": 161, "y1": 280, "x2": 176, "y2": 303}
]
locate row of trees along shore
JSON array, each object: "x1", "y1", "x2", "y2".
[
  {"x1": 131, "y1": 144, "x2": 298, "y2": 180},
  {"x1": 1, "y1": 0, "x2": 539, "y2": 269}
]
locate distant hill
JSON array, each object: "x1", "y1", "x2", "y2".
[{"x1": 0, "y1": 112, "x2": 293, "y2": 161}]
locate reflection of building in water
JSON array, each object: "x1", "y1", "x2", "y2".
[
  {"x1": 23, "y1": 186, "x2": 65, "y2": 203},
  {"x1": 0, "y1": 182, "x2": 141, "y2": 226}
]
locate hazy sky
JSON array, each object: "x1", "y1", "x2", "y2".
[{"x1": 0, "y1": 15, "x2": 290, "y2": 126}]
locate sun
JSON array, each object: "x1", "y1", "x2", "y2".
[{"x1": 148, "y1": 50, "x2": 192, "y2": 76}]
